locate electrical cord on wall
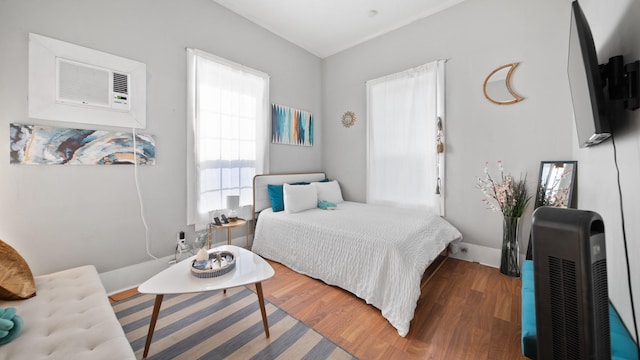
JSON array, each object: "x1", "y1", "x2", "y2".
[
  {"x1": 610, "y1": 133, "x2": 639, "y2": 349},
  {"x1": 132, "y1": 128, "x2": 159, "y2": 260}
]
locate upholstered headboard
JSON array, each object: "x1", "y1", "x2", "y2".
[{"x1": 252, "y1": 172, "x2": 326, "y2": 216}]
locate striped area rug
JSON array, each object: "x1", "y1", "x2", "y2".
[{"x1": 112, "y1": 286, "x2": 357, "y2": 360}]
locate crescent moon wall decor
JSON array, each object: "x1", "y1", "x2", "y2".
[{"x1": 483, "y1": 63, "x2": 524, "y2": 105}]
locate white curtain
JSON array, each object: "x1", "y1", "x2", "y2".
[
  {"x1": 187, "y1": 49, "x2": 270, "y2": 225},
  {"x1": 366, "y1": 60, "x2": 446, "y2": 215}
]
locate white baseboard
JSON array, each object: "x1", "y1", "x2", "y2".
[
  {"x1": 102, "y1": 238, "x2": 519, "y2": 295},
  {"x1": 100, "y1": 236, "x2": 252, "y2": 295},
  {"x1": 100, "y1": 255, "x2": 172, "y2": 295},
  {"x1": 449, "y1": 242, "x2": 526, "y2": 270}
]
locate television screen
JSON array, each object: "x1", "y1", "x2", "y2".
[{"x1": 567, "y1": 0, "x2": 611, "y2": 148}]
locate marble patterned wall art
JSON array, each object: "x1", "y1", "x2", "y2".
[
  {"x1": 9, "y1": 124, "x2": 156, "y2": 165},
  {"x1": 271, "y1": 104, "x2": 314, "y2": 146}
]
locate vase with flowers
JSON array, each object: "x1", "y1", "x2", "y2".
[{"x1": 477, "y1": 161, "x2": 531, "y2": 277}]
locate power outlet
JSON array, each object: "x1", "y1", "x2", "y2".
[{"x1": 177, "y1": 231, "x2": 189, "y2": 252}]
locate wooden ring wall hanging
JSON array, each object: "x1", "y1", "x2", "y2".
[{"x1": 341, "y1": 111, "x2": 356, "y2": 128}]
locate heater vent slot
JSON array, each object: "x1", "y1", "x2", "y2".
[
  {"x1": 549, "y1": 256, "x2": 580, "y2": 359},
  {"x1": 593, "y1": 259, "x2": 610, "y2": 354}
]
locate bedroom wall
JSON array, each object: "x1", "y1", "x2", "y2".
[
  {"x1": 0, "y1": 0, "x2": 322, "y2": 276},
  {"x1": 322, "y1": 0, "x2": 573, "y2": 255},
  {"x1": 322, "y1": 0, "x2": 639, "y2": 339},
  {"x1": 572, "y1": 0, "x2": 640, "y2": 341}
]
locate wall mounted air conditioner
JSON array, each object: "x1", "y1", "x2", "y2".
[{"x1": 29, "y1": 33, "x2": 146, "y2": 129}]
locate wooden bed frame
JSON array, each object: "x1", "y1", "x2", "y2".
[
  {"x1": 252, "y1": 172, "x2": 449, "y2": 289},
  {"x1": 421, "y1": 250, "x2": 448, "y2": 290}
]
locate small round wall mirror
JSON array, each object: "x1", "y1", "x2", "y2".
[
  {"x1": 342, "y1": 111, "x2": 356, "y2": 128},
  {"x1": 483, "y1": 63, "x2": 524, "y2": 105}
]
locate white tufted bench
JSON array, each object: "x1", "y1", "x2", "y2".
[{"x1": 0, "y1": 265, "x2": 135, "y2": 360}]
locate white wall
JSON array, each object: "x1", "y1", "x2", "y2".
[
  {"x1": 2, "y1": 0, "x2": 637, "y2": 339},
  {"x1": 322, "y1": 0, "x2": 639, "y2": 339},
  {"x1": 573, "y1": 0, "x2": 640, "y2": 340},
  {"x1": 0, "y1": 0, "x2": 322, "y2": 276},
  {"x1": 322, "y1": 0, "x2": 574, "y2": 250}
]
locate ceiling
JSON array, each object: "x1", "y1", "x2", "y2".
[{"x1": 211, "y1": 0, "x2": 465, "y2": 58}]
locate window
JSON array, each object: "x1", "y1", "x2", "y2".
[
  {"x1": 187, "y1": 49, "x2": 270, "y2": 225},
  {"x1": 366, "y1": 60, "x2": 445, "y2": 215}
]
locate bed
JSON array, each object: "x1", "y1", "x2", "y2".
[{"x1": 251, "y1": 172, "x2": 462, "y2": 337}]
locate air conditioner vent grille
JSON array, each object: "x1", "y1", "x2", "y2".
[
  {"x1": 58, "y1": 59, "x2": 110, "y2": 107},
  {"x1": 113, "y1": 72, "x2": 128, "y2": 94}
]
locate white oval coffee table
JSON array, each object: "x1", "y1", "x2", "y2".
[{"x1": 137, "y1": 245, "x2": 275, "y2": 358}]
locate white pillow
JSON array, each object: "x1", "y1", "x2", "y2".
[
  {"x1": 313, "y1": 180, "x2": 344, "y2": 204},
  {"x1": 283, "y1": 183, "x2": 318, "y2": 213}
]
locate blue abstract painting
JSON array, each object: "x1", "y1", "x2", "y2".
[
  {"x1": 9, "y1": 124, "x2": 155, "y2": 165},
  {"x1": 271, "y1": 104, "x2": 314, "y2": 146}
]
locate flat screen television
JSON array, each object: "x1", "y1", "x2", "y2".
[{"x1": 567, "y1": 0, "x2": 611, "y2": 148}]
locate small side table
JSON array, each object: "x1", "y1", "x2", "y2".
[{"x1": 208, "y1": 218, "x2": 249, "y2": 248}]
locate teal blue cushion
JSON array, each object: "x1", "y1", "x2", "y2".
[
  {"x1": 267, "y1": 184, "x2": 284, "y2": 212},
  {"x1": 267, "y1": 182, "x2": 311, "y2": 212},
  {"x1": 318, "y1": 200, "x2": 336, "y2": 210},
  {"x1": 521, "y1": 260, "x2": 537, "y2": 358},
  {"x1": 0, "y1": 307, "x2": 23, "y2": 345},
  {"x1": 610, "y1": 305, "x2": 639, "y2": 360}
]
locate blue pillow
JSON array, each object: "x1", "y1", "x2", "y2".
[
  {"x1": 267, "y1": 184, "x2": 284, "y2": 212},
  {"x1": 267, "y1": 182, "x2": 310, "y2": 212}
]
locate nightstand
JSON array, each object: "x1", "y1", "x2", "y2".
[{"x1": 207, "y1": 218, "x2": 249, "y2": 248}]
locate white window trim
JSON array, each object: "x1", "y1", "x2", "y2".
[
  {"x1": 186, "y1": 48, "x2": 270, "y2": 225},
  {"x1": 365, "y1": 59, "x2": 446, "y2": 215}
]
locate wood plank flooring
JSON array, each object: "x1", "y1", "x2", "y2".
[
  {"x1": 112, "y1": 258, "x2": 524, "y2": 359},
  {"x1": 258, "y1": 258, "x2": 524, "y2": 359}
]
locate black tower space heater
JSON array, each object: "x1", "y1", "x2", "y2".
[{"x1": 532, "y1": 207, "x2": 610, "y2": 360}]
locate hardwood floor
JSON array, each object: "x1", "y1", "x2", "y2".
[
  {"x1": 257, "y1": 258, "x2": 524, "y2": 360},
  {"x1": 108, "y1": 287, "x2": 138, "y2": 303},
  {"x1": 112, "y1": 257, "x2": 524, "y2": 359}
]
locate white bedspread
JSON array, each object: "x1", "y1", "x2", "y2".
[{"x1": 252, "y1": 201, "x2": 462, "y2": 337}]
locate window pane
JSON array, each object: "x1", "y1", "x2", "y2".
[
  {"x1": 240, "y1": 187, "x2": 252, "y2": 206},
  {"x1": 200, "y1": 112, "x2": 220, "y2": 139},
  {"x1": 200, "y1": 168, "x2": 221, "y2": 192},
  {"x1": 366, "y1": 61, "x2": 441, "y2": 211},
  {"x1": 240, "y1": 167, "x2": 254, "y2": 188},
  {"x1": 200, "y1": 139, "x2": 220, "y2": 162},
  {"x1": 199, "y1": 85, "x2": 220, "y2": 113},
  {"x1": 189, "y1": 49, "x2": 268, "y2": 223},
  {"x1": 239, "y1": 93, "x2": 256, "y2": 118},
  {"x1": 239, "y1": 140, "x2": 254, "y2": 160},
  {"x1": 238, "y1": 116, "x2": 254, "y2": 141}
]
